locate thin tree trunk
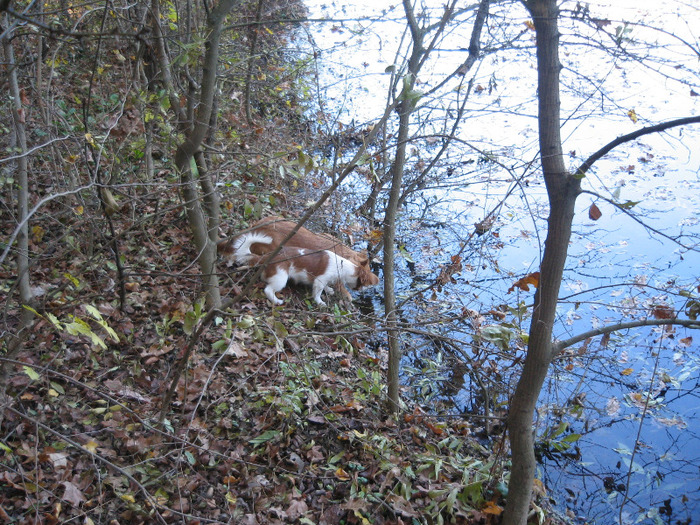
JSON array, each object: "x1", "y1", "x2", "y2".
[
  {"x1": 503, "y1": 1, "x2": 580, "y2": 523},
  {"x1": 1, "y1": 17, "x2": 34, "y2": 431},
  {"x1": 383, "y1": 0, "x2": 428, "y2": 412},
  {"x1": 3, "y1": 25, "x2": 33, "y2": 324},
  {"x1": 171, "y1": 0, "x2": 238, "y2": 309}
]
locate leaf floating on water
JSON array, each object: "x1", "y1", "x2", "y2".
[
  {"x1": 606, "y1": 397, "x2": 621, "y2": 416},
  {"x1": 651, "y1": 304, "x2": 674, "y2": 319},
  {"x1": 679, "y1": 336, "x2": 693, "y2": 347},
  {"x1": 588, "y1": 203, "x2": 602, "y2": 221}
]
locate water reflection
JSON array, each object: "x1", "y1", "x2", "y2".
[{"x1": 303, "y1": 0, "x2": 700, "y2": 522}]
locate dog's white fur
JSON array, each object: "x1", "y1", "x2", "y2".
[
  {"x1": 232, "y1": 232, "x2": 274, "y2": 265},
  {"x1": 233, "y1": 232, "x2": 378, "y2": 306}
]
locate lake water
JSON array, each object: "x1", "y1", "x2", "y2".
[{"x1": 299, "y1": 0, "x2": 700, "y2": 523}]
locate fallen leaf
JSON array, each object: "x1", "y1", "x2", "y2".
[
  {"x1": 61, "y1": 481, "x2": 86, "y2": 507},
  {"x1": 482, "y1": 500, "x2": 503, "y2": 515},
  {"x1": 335, "y1": 467, "x2": 351, "y2": 481}
]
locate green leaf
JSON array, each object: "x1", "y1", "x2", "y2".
[
  {"x1": 249, "y1": 430, "x2": 281, "y2": 446},
  {"x1": 65, "y1": 317, "x2": 107, "y2": 349},
  {"x1": 50, "y1": 382, "x2": 65, "y2": 395},
  {"x1": 0, "y1": 441, "x2": 12, "y2": 454},
  {"x1": 562, "y1": 433, "x2": 582, "y2": 443},
  {"x1": 479, "y1": 325, "x2": 513, "y2": 351},
  {"x1": 183, "y1": 311, "x2": 197, "y2": 335},
  {"x1": 64, "y1": 272, "x2": 80, "y2": 288},
  {"x1": 328, "y1": 451, "x2": 345, "y2": 464},
  {"x1": 237, "y1": 315, "x2": 256, "y2": 329},
  {"x1": 84, "y1": 305, "x2": 119, "y2": 342},
  {"x1": 618, "y1": 200, "x2": 640, "y2": 210},
  {"x1": 23, "y1": 366, "x2": 40, "y2": 381}
]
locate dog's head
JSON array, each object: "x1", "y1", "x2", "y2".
[{"x1": 353, "y1": 259, "x2": 379, "y2": 290}]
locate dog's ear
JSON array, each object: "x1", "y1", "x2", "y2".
[{"x1": 217, "y1": 239, "x2": 233, "y2": 255}]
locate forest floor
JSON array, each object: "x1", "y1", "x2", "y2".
[{"x1": 1, "y1": 182, "x2": 568, "y2": 524}]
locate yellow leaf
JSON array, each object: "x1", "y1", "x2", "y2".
[
  {"x1": 84, "y1": 440, "x2": 99, "y2": 453},
  {"x1": 627, "y1": 109, "x2": 638, "y2": 123},
  {"x1": 120, "y1": 493, "x2": 136, "y2": 503},
  {"x1": 85, "y1": 133, "x2": 96, "y2": 146},
  {"x1": 31, "y1": 225, "x2": 45, "y2": 243},
  {"x1": 48, "y1": 388, "x2": 60, "y2": 397},
  {"x1": 507, "y1": 271, "x2": 540, "y2": 293},
  {"x1": 482, "y1": 500, "x2": 503, "y2": 515},
  {"x1": 335, "y1": 467, "x2": 351, "y2": 481},
  {"x1": 620, "y1": 368, "x2": 634, "y2": 376},
  {"x1": 353, "y1": 510, "x2": 371, "y2": 525},
  {"x1": 74, "y1": 205, "x2": 84, "y2": 215}
]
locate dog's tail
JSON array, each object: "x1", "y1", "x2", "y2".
[{"x1": 231, "y1": 232, "x2": 273, "y2": 264}]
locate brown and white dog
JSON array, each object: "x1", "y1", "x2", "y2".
[{"x1": 219, "y1": 216, "x2": 379, "y2": 305}]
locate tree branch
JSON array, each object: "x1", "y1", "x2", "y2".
[
  {"x1": 575, "y1": 116, "x2": 700, "y2": 178},
  {"x1": 553, "y1": 318, "x2": 700, "y2": 355}
]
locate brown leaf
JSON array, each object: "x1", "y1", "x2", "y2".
[
  {"x1": 286, "y1": 499, "x2": 309, "y2": 521},
  {"x1": 61, "y1": 481, "x2": 86, "y2": 507},
  {"x1": 507, "y1": 271, "x2": 540, "y2": 293},
  {"x1": 651, "y1": 304, "x2": 674, "y2": 319},
  {"x1": 588, "y1": 203, "x2": 602, "y2": 221}
]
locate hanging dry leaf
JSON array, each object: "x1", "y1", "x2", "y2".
[
  {"x1": 588, "y1": 203, "x2": 602, "y2": 221},
  {"x1": 507, "y1": 271, "x2": 540, "y2": 293}
]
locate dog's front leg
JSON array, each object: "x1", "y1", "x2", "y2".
[
  {"x1": 265, "y1": 270, "x2": 287, "y2": 305},
  {"x1": 312, "y1": 280, "x2": 328, "y2": 306}
]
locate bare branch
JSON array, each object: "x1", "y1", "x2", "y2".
[
  {"x1": 553, "y1": 318, "x2": 700, "y2": 355},
  {"x1": 575, "y1": 116, "x2": 700, "y2": 178}
]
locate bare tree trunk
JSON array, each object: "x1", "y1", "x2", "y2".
[
  {"x1": 169, "y1": 0, "x2": 239, "y2": 309},
  {"x1": 1, "y1": 16, "x2": 34, "y2": 430},
  {"x1": 3, "y1": 25, "x2": 34, "y2": 324},
  {"x1": 383, "y1": 0, "x2": 429, "y2": 412},
  {"x1": 503, "y1": 1, "x2": 580, "y2": 522}
]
